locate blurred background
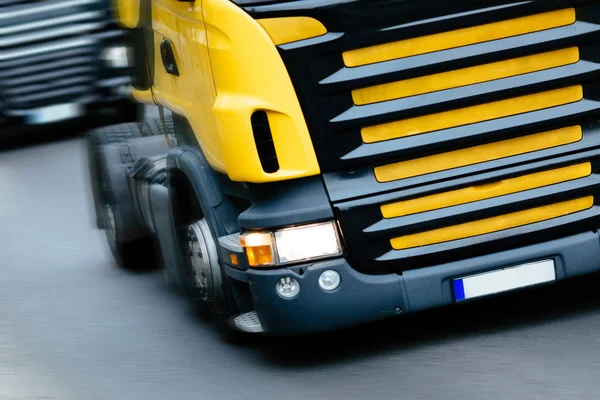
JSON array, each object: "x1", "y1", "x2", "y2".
[
  {"x1": 0, "y1": 0, "x2": 137, "y2": 147},
  {"x1": 2, "y1": 1, "x2": 600, "y2": 399}
]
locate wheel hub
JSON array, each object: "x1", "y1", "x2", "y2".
[{"x1": 187, "y1": 219, "x2": 223, "y2": 302}]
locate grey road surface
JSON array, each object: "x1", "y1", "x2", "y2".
[{"x1": 2, "y1": 135, "x2": 600, "y2": 400}]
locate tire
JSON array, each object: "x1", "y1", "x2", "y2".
[
  {"x1": 87, "y1": 123, "x2": 137, "y2": 228},
  {"x1": 88, "y1": 122, "x2": 142, "y2": 146},
  {"x1": 87, "y1": 123, "x2": 157, "y2": 271},
  {"x1": 169, "y1": 171, "x2": 239, "y2": 319},
  {"x1": 141, "y1": 109, "x2": 175, "y2": 138}
]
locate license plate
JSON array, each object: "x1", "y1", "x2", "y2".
[
  {"x1": 26, "y1": 103, "x2": 83, "y2": 125},
  {"x1": 453, "y1": 259, "x2": 556, "y2": 302}
]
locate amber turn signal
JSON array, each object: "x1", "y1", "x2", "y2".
[{"x1": 239, "y1": 232, "x2": 275, "y2": 267}]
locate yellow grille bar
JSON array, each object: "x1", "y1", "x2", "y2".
[
  {"x1": 375, "y1": 125, "x2": 582, "y2": 183},
  {"x1": 343, "y1": 8, "x2": 576, "y2": 67},
  {"x1": 363, "y1": 85, "x2": 583, "y2": 144},
  {"x1": 353, "y1": 47, "x2": 580, "y2": 105},
  {"x1": 381, "y1": 163, "x2": 591, "y2": 218},
  {"x1": 390, "y1": 196, "x2": 593, "y2": 250}
]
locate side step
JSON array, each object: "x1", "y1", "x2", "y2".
[{"x1": 231, "y1": 311, "x2": 264, "y2": 333}]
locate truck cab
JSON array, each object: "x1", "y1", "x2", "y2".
[
  {"x1": 0, "y1": 0, "x2": 137, "y2": 140},
  {"x1": 87, "y1": 0, "x2": 600, "y2": 335}
]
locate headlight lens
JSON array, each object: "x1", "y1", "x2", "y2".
[
  {"x1": 274, "y1": 222, "x2": 341, "y2": 264},
  {"x1": 240, "y1": 221, "x2": 342, "y2": 267}
]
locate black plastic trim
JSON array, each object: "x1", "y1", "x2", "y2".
[
  {"x1": 238, "y1": 176, "x2": 334, "y2": 230},
  {"x1": 232, "y1": 230, "x2": 600, "y2": 334}
]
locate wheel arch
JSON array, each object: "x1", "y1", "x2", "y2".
[
  {"x1": 166, "y1": 146, "x2": 249, "y2": 315},
  {"x1": 166, "y1": 146, "x2": 241, "y2": 240}
]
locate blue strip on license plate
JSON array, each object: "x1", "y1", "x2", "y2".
[{"x1": 453, "y1": 259, "x2": 556, "y2": 302}]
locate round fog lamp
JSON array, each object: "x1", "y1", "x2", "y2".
[
  {"x1": 319, "y1": 270, "x2": 340, "y2": 291},
  {"x1": 276, "y1": 277, "x2": 300, "y2": 299}
]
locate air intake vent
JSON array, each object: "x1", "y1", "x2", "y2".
[{"x1": 251, "y1": 111, "x2": 279, "y2": 173}]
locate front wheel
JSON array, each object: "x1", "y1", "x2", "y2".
[
  {"x1": 182, "y1": 218, "x2": 236, "y2": 318},
  {"x1": 186, "y1": 219, "x2": 223, "y2": 305},
  {"x1": 169, "y1": 170, "x2": 239, "y2": 319}
]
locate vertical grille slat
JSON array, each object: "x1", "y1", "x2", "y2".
[{"x1": 251, "y1": 111, "x2": 280, "y2": 173}]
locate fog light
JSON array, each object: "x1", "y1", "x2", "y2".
[
  {"x1": 276, "y1": 277, "x2": 300, "y2": 299},
  {"x1": 318, "y1": 270, "x2": 340, "y2": 291}
]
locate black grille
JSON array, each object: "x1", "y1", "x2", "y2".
[
  {"x1": 247, "y1": 0, "x2": 600, "y2": 273},
  {"x1": 0, "y1": 0, "x2": 111, "y2": 113}
]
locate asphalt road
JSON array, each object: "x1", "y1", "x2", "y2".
[{"x1": 2, "y1": 132, "x2": 600, "y2": 400}]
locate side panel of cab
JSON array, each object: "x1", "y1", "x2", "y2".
[
  {"x1": 115, "y1": 0, "x2": 321, "y2": 183},
  {"x1": 113, "y1": 0, "x2": 221, "y2": 167},
  {"x1": 148, "y1": 0, "x2": 225, "y2": 172},
  {"x1": 201, "y1": 0, "x2": 320, "y2": 182}
]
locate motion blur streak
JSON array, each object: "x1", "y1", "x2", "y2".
[
  {"x1": 1, "y1": 109, "x2": 600, "y2": 398},
  {"x1": 0, "y1": 0, "x2": 136, "y2": 143}
]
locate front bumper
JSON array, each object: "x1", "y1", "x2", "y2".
[{"x1": 226, "y1": 230, "x2": 600, "y2": 335}]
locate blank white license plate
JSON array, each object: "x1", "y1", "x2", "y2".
[
  {"x1": 26, "y1": 103, "x2": 83, "y2": 125},
  {"x1": 453, "y1": 259, "x2": 556, "y2": 302}
]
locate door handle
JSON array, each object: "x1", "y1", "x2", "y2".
[{"x1": 160, "y1": 38, "x2": 179, "y2": 76}]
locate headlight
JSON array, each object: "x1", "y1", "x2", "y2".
[
  {"x1": 274, "y1": 222, "x2": 342, "y2": 264},
  {"x1": 240, "y1": 221, "x2": 343, "y2": 267},
  {"x1": 101, "y1": 46, "x2": 128, "y2": 69}
]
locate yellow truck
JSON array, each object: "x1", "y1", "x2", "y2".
[{"x1": 87, "y1": 0, "x2": 600, "y2": 335}]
